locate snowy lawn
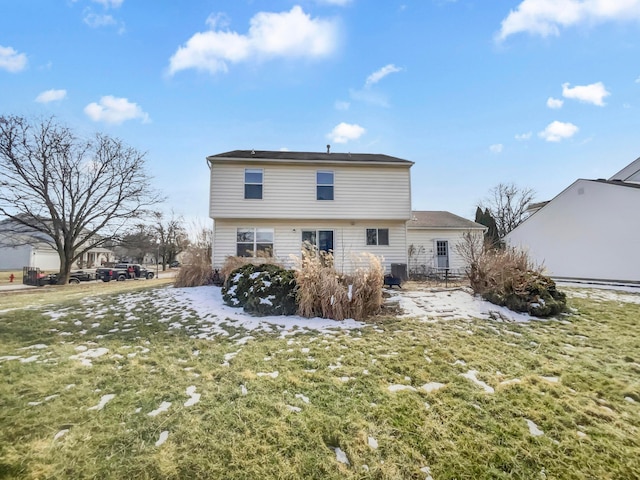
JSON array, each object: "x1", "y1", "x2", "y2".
[{"x1": 0, "y1": 283, "x2": 639, "y2": 479}]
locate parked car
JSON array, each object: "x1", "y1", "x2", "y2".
[
  {"x1": 96, "y1": 263, "x2": 155, "y2": 282},
  {"x1": 38, "y1": 270, "x2": 96, "y2": 286},
  {"x1": 169, "y1": 261, "x2": 180, "y2": 268}
]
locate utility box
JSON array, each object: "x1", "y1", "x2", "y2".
[{"x1": 391, "y1": 263, "x2": 408, "y2": 281}]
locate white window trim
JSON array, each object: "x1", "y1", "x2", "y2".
[
  {"x1": 236, "y1": 227, "x2": 274, "y2": 257},
  {"x1": 366, "y1": 228, "x2": 390, "y2": 246},
  {"x1": 244, "y1": 168, "x2": 263, "y2": 200},
  {"x1": 316, "y1": 170, "x2": 334, "y2": 201}
]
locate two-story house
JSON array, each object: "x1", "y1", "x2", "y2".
[{"x1": 207, "y1": 149, "x2": 414, "y2": 274}]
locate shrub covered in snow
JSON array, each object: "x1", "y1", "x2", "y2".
[
  {"x1": 457, "y1": 234, "x2": 566, "y2": 317},
  {"x1": 222, "y1": 263, "x2": 297, "y2": 316}
]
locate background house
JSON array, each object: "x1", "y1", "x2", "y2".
[
  {"x1": 505, "y1": 157, "x2": 640, "y2": 283},
  {"x1": 407, "y1": 211, "x2": 486, "y2": 277},
  {"x1": 208, "y1": 149, "x2": 414, "y2": 274},
  {"x1": 0, "y1": 220, "x2": 112, "y2": 271}
]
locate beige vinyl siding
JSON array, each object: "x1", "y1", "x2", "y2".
[
  {"x1": 406, "y1": 228, "x2": 482, "y2": 276},
  {"x1": 210, "y1": 163, "x2": 411, "y2": 220},
  {"x1": 213, "y1": 219, "x2": 407, "y2": 274}
]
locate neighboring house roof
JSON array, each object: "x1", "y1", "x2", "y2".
[
  {"x1": 609, "y1": 156, "x2": 640, "y2": 183},
  {"x1": 526, "y1": 201, "x2": 549, "y2": 214},
  {"x1": 525, "y1": 177, "x2": 640, "y2": 220},
  {"x1": 207, "y1": 149, "x2": 414, "y2": 166},
  {"x1": 407, "y1": 211, "x2": 486, "y2": 230}
]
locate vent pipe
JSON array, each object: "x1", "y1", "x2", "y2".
[{"x1": 326, "y1": 144, "x2": 330, "y2": 154}]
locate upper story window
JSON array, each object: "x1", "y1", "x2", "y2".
[
  {"x1": 366, "y1": 228, "x2": 389, "y2": 246},
  {"x1": 316, "y1": 171, "x2": 334, "y2": 201},
  {"x1": 244, "y1": 169, "x2": 263, "y2": 199}
]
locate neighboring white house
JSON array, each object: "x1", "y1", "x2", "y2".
[
  {"x1": 407, "y1": 211, "x2": 486, "y2": 277},
  {"x1": 0, "y1": 223, "x2": 112, "y2": 271},
  {"x1": 505, "y1": 157, "x2": 640, "y2": 283},
  {"x1": 207, "y1": 149, "x2": 414, "y2": 274}
]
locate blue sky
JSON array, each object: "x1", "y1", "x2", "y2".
[{"x1": 1, "y1": 0, "x2": 639, "y2": 223}]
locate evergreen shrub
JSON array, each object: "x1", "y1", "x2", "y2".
[{"x1": 222, "y1": 263, "x2": 297, "y2": 316}]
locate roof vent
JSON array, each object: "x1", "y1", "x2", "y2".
[
  {"x1": 251, "y1": 149, "x2": 255, "y2": 155},
  {"x1": 326, "y1": 144, "x2": 330, "y2": 154}
]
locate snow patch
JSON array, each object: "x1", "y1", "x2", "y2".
[
  {"x1": 69, "y1": 347, "x2": 109, "y2": 367},
  {"x1": 525, "y1": 419, "x2": 544, "y2": 437},
  {"x1": 460, "y1": 370, "x2": 494, "y2": 393},
  {"x1": 334, "y1": 447, "x2": 350, "y2": 465},
  {"x1": 88, "y1": 394, "x2": 116, "y2": 411},
  {"x1": 54, "y1": 429, "x2": 69, "y2": 440},
  {"x1": 388, "y1": 384, "x2": 416, "y2": 393},
  {"x1": 155, "y1": 431, "x2": 169, "y2": 447},
  {"x1": 420, "y1": 382, "x2": 446, "y2": 393},
  {"x1": 148, "y1": 401, "x2": 171, "y2": 417}
]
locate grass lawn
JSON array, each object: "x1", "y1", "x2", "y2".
[
  {"x1": 0, "y1": 283, "x2": 639, "y2": 479},
  {"x1": 0, "y1": 270, "x2": 22, "y2": 286}
]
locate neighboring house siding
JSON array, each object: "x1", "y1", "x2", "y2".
[
  {"x1": 0, "y1": 245, "x2": 32, "y2": 270},
  {"x1": 213, "y1": 219, "x2": 407, "y2": 274},
  {"x1": 0, "y1": 245, "x2": 59, "y2": 270},
  {"x1": 210, "y1": 163, "x2": 412, "y2": 220},
  {"x1": 407, "y1": 229, "x2": 480, "y2": 276},
  {"x1": 506, "y1": 180, "x2": 640, "y2": 283},
  {"x1": 37, "y1": 249, "x2": 61, "y2": 271}
]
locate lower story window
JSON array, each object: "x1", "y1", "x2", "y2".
[
  {"x1": 236, "y1": 228, "x2": 274, "y2": 257},
  {"x1": 366, "y1": 228, "x2": 389, "y2": 246},
  {"x1": 301, "y1": 229, "x2": 334, "y2": 253}
]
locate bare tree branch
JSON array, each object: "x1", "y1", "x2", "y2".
[{"x1": 480, "y1": 183, "x2": 535, "y2": 239}]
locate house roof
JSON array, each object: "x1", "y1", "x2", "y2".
[
  {"x1": 592, "y1": 178, "x2": 640, "y2": 189},
  {"x1": 609, "y1": 156, "x2": 640, "y2": 183},
  {"x1": 408, "y1": 211, "x2": 486, "y2": 230},
  {"x1": 207, "y1": 149, "x2": 414, "y2": 166}
]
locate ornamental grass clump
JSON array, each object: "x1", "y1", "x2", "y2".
[
  {"x1": 456, "y1": 232, "x2": 566, "y2": 317},
  {"x1": 293, "y1": 246, "x2": 384, "y2": 321},
  {"x1": 174, "y1": 247, "x2": 214, "y2": 288}
]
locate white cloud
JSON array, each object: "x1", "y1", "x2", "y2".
[
  {"x1": 538, "y1": 120, "x2": 578, "y2": 142},
  {"x1": 84, "y1": 13, "x2": 116, "y2": 27},
  {"x1": 0, "y1": 45, "x2": 27, "y2": 73},
  {"x1": 168, "y1": 6, "x2": 339, "y2": 75},
  {"x1": 365, "y1": 64, "x2": 402, "y2": 88},
  {"x1": 497, "y1": 0, "x2": 640, "y2": 41},
  {"x1": 84, "y1": 96, "x2": 150, "y2": 125},
  {"x1": 546, "y1": 97, "x2": 563, "y2": 109},
  {"x1": 317, "y1": 0, "x2": 352, "y2": 5},
  {"x1": 327, "y1": 122, "x2": 365, "y2": 143},
  {"x1": 562, "y1": 82, "x2": 610, "y2": 106},
  {"x1": 636, "y1": 75, "x2": 640, "y2": 83},
  {"x1": 515, "y1": 131, "x2": 532, "y2": 141},
  {"x1": 334, "y1": 100, "x2": 350, "y2": 110},
  {"x1": 92, "y1": 0, "x2": 124, "y2": 8},
  {"x1": 35, "y1": 89, "x2": 67, "y2": 103},
  {"x1": 205, "y1": 13, "x2": 230, "y2": 30},
  {"x1": 489, "y1": 144, "x2": 504, "y2": 153}
]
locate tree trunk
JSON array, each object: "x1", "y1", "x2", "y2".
[
  {"x1": 57, "y1": 243, "x2": 73, "y2": 285},
  {"x1": 58, "y1": 255, "x2": 73, "y2": 285}
]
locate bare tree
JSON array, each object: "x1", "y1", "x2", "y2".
[
  {"x1": 480, "y1": 183, "x2": 535, "y2": 239},
  {"x1": 0, "y1": 115, "x2": 163, "y2": 283},
  {"x1": 151, "y1": 211, "x2": 188, "y2": 270}
]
